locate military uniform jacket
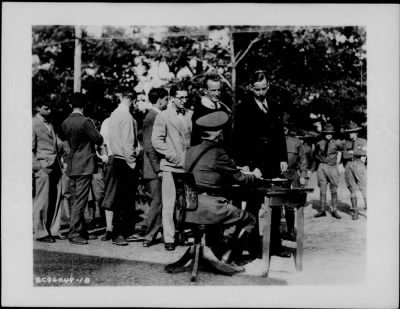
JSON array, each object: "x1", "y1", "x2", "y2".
[
  {"x1": 184, "y1": 140, "x2": 257, "y2": 224},
  {"x1": 286, "y1": 135, "x2": 307, "y2": 177},
  {"x1": 314, "y1": 138, "x2": 344, "y2": 166},
  {"x1": 342, "y1": 137, "x2": 367, "y2": 165}
]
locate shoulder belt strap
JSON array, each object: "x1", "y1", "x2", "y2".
[{"x1": 187, "y1": 145, "x2": 217, "y2": 173}]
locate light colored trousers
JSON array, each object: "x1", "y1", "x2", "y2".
[
  {"x1": 33, "y1": 170, "x2": 62, "y2": 239},
  {"x1": 161, "y1": 171, "x2": 178, "y2": 243}
]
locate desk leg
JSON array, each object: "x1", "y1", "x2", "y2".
[
  {"x1": 261, "y1": 196, "x2": 271, "y2": 277},
  {"x1": 295, "y1": 206, "x2": 304, "y2": 271}
]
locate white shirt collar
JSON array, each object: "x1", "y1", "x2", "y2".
[{"x1": 201, "y1": 96, "x2": 220, "y2": 109}]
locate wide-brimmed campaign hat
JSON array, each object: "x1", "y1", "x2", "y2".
[
  {"x1": 321, "y1": 123, "x2": 336, "y2": 134},
  {"x1": 344, "y1": 121, "x2": 362, "y2": 133},
  {"x1": 195, "y1": 111, "x2": 229, "y2": 131}
]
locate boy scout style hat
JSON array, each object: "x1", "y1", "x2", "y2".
[
  {"x1": 321, "y1": 123, "x2": 336, "y2": 134},
  {"x1": 195, "y1": 111, "x2": 229, "y2": 131},
  {"x1": 344, "y1": 121, "x2": 362, "y2": 133}
]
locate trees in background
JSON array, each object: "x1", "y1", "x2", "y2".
[{"x1": 32, "y1": 25, "x2": 366, "y2": 132}]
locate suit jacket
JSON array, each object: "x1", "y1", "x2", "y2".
[
  {"x1": 32, "y1": 115, "x2": 63, "y2": 174},
  {"x1": 151, "y1": 106, "x2": 192, "y2": 173},
  {"x1": 61, "y1": 112, "x2": 103, "y2": 176},
  {"x1": 142, "y1": 109, "x2": 162, "y2": 179},
  {"x1": 233, "y1": 93, "x2": 287, "y2": 178}
]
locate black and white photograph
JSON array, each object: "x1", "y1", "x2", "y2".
[{"x1": 2, "y1": 3, "x2": 399, "y2": 308}]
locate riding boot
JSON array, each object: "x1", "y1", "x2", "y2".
[
  {"x1": 314, "y1": 192, "x2": 327, "y2": 217},
  {"x1": 330, "y1": 192, "x2": 341, "y2": 219},
  {"x1": 221, "y1": 229, "x2": 249, "y2": 264},
  {"x1": 351, "y1": 197, "x2": 359, "y2": 220}
]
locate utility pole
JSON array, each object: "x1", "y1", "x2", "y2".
[{"x1": 74, "y1": 25, "x2": 82, "y2": 92}]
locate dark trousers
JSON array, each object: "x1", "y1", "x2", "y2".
[
  {"x1": 104, "y1": 157, "x2": 138, "y2": 238},
  {"x1": 143, "y1": 177, "x2": 162, "y2": 241},
  {"x1": 68, "y1": 175, "x2": 92, "y2": 239}
]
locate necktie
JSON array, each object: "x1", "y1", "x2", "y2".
[
  {"x1": 323, "y1": 140, "x2": 330, "y2": 157},
  {"x1": 177, "y1": 108, "x2": 186, "y2": 116},
  {"x1": 262, "y1": 103, "x2": 268, "y2": 113}
]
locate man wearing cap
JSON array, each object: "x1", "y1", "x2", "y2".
[
  {"x1": 185, "y1": 111, "x2": 260, "y2": 264},
  {"x1": 32, "y1": 98, "x2": 64, "y2": 243},
  {"x1": 233, "y1": 70, "x2": 289, "y2": 258},
  {"x1": 314, "y1": 123, "x2": 344, "y2": 219},
  {"x1": 61, "y1": 93, "x2": 103, "y2": 245},
  {"x1": 282, "y1": 122, "x2": 308, "y2": 240},
  {"x1": 152, "y1": 84, "x2": 193, "y2": 251},
  {"x1": 342, "y1": 121, "x2": 367, "y2": 220}
]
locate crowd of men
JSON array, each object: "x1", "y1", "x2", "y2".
[{"x1": 32, "y1": 70, "x2": 367, "y2": 267}]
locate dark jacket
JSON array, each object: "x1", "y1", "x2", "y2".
[
  {"x1": 142, "y1": 109, "x2": 162, "y2": 180},
  {"x1": 233, "y1": 94, "x2": 287, "y2": 178},
  {"x1": 61, "y1": 112, "x2": 103, "y2": 176}
]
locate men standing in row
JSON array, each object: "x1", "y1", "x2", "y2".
[
  {"x1": 61, "y1": 93, "x2": 104, "y2": 245},
  {"x1": 313, "y1": 123, "x2": 343, "y2": 219},
  {"x1": 152, "y1": 84, "x2": 193, "y2": 251},
  {"x1": 141, "y1": 87, "x2": 169, "y2": 247},
  {"x1": 32, "y1": 98, "x2": 64, "y2": 243},
  {"x1": 233, "y1": 70, "x2": 289, "y2": 258},
  {"x1": 342, "y1": 121, "x2": 367, "y2": 220},
  {"x1": 102, "y1": 89, "x2": 140, "y2": 246}
]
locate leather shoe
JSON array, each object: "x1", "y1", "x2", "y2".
[
  {"x1": 69, "y1": 237, "x2": 88, "y2": 245},
  {"x1": 314, "y1": 211, "x2": 326, "y2": 218},
  {"x1": 101, "y1": 231, "x2": 113, "y2": 241},
  {"x1": 331, "y1": 210, "x2": 342, "y2": 219},
  {"x1": 126, "y1": 233, "x2": 145, "y2": 242},
  {"x1": 164, "y1": 243, "x2": 175, "y2": 251},
  {"x1": 143, "y1": 239, "x2": 157, "y2": 247},
  {"x1": 37, "y1": 235, "x2": 55, "y2": 243},
  {"x1": 112, "y1": 235, "x2": 128, "y2": 246},
  {"x1": 53, "y1": 234, "x2": 67, "y2": 240}
]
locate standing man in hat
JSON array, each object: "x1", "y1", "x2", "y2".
[
  {"x1": 282, "y1": 122, "x2": 308, "y2": 240},
  {"x1": 32, "y1": 98, "x2": 64, "y2": 243},
  {"x1": 314, "y1": 123, "x2": 344, "y2": 219},
  {"x1": 185, "y1": 111, "x2": 260, "y2": 265},
  {"x1": 152, "y1": 84, "x2": 193, "y2": 251},
  {"x1": 342, "y1": 121, "x2": 367, "y2": 220},
  {"x1": 233, "y1": 70, "x2": 289, "y2": 258},
  {"x1": 61, "y1": 93, "x2": 103, "y2": 245}
]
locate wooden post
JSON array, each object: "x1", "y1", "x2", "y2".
[{"x1": 74, "y1": 25, "x2": 82, "y2": 93}]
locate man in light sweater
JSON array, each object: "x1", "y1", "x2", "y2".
[{"x1": 102, "y1": 89, "x2": 139, "y2": 246}]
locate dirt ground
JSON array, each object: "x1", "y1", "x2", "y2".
[{"x1": 33, "y1": 169, "x2": 366, "y2": 286}]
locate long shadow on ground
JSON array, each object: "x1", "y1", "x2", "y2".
[{"x1": 33, "y1": 249, "x2": 287, "y2": 286}]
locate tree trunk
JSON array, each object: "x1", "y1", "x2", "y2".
[{"x1": 74, "y1": 25, "x2": 82, "y2": 93}]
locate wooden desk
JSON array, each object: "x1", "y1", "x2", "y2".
[{"x1": 231, "y1": 185, "x2": 313, "y2": 277}]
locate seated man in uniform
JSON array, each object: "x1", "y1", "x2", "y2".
[{"x1": 184, "y1": 111, "x2": 261, "y2": 265}]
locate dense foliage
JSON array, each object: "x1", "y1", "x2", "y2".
[{"x1": 32, "y1": 25, "x2": 366, "y2": 133}]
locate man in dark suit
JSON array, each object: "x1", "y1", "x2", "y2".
[
  {"x1": 61, "y1": 93, "x2": 103, "y2": 245},
  {"x1": 233, "y1": 70, "x2": 290, "y2": 258},
  {"x1": 32, "y1": 98, "x2": 64, "y2": 243},
  {"x1": 141, "y1": 87, "x2": 169, "y2": 247}
]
